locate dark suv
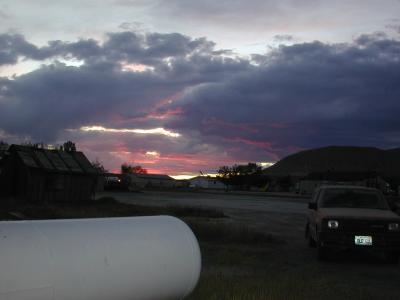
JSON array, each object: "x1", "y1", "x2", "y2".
[{"x1": 305, "y1": 185, "x2": 400, "y2": 263}]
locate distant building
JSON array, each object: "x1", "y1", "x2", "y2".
[
  {"x1": 189, "y1": 176, "x2": 226, "y2": 190},
  {"x1": 125, "y1": 173, "x2": 177, "y2": 190},
  {"x1": 0, "y1": 144, "x2": 98, "y2": 203},
  {"x1": 296, "y1": 171, "x2": 388, "y2": 195},
  {"x1": 103, "y1": 173, "x2": 125, "y2": 191}
]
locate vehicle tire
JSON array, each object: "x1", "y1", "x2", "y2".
[
  {"x1": 317, "y1": 242, "x2": 329, "y2": 261},
  {"x1": 305, "y1": 224, "x2": 316, "y2": 248},
  {"x1": 384, "y1": 252, "x2": 399, "y2": 264},
  {"x1": 308, "y1": 235, "x2": 316, "y2": 248}
]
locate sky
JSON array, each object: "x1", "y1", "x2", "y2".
[{"x1": 1, "y1": 0, "x2": 400, "y2": 177}]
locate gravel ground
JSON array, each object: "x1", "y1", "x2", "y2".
[{"x1": 99, "y1": 190, "x2": 400, "y2": 299}]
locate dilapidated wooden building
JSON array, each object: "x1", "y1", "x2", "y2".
[{"x1": 0, "y1": 145, "x2": 98, "y2": 203}]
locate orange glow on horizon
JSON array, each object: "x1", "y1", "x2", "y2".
[{"x1": 77, "y1": 138, "x2": 276, "y2": 177}]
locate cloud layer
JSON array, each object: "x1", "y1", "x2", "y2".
[{"x1": 1, "y1": 31, "x2": 400, "y2": 174}]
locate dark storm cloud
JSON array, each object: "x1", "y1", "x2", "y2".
[
  {"x1": 0, "y1": 34, "x2": 39, "y2": 65},
  {"x1": 1, "y1": 30, "x2": 400, "y2": 163},
  {"x1": 0, "y1": 31, "x2": 219, "y2": 67},
  {"x1": 0, "y1": 31, "x2": 248, "y2": 141},
  {"x1": 102, "y1": 31, "x2": 217, "y2": 66},
  {"x1": 165, "y1": 34, "x2": 400, "y2": 157},
  {"x1": 0, "y1": 63, "x2": 182, "y2": 140},
  {"x1": 0, "y1": 33, "x2": 101, "y2": 64}
]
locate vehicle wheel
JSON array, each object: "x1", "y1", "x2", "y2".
[
  {"x1": 305, "y1": 224, "x2": 316, "y2": 248},
  {"x1": 308, "y1": 235, "x2": 316, "y2": 248},
  {"x1": 384, "y1": 252, "x2": 399, "y2": 264},
  {"x1": 317, "y1": 242, "x2": 329, "y2": 261}
]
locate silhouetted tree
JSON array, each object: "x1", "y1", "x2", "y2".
[
  {"x1": 217, "y1": 162, "x2": 264, "y2": 189},
  {"x1": 121, "y1": 163, "x2": 148, "y2": 174},
  {"x1": 92, "y1": 159, "x2": 108, "y2": 174},
  {"x1": 217, "y1": 162, "x2": 262, "y2": 178},
  {"x1": 217, "y1": 166, "x2": 231, "y2": 179},
  {"x1": 63, "y1": 141, "x2": 76, "y2": 152}
]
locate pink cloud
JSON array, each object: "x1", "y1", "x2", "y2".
[
  {"x1": 146, "y1": 107, "x2": 184, "y2": 119},
  {"x1": 108, "y1": 92, "x2": 184, "y2": 125}
]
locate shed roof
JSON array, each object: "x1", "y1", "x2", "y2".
[
  {"x1": 59, "y1": 151, "x2": 83, "y2": 173},
  {"x1": 44, "y1": 150, "x2": 70, "y2": 172},
  {"x1": 9, "y1": 144, "x2": 96, "y2": 174},
  {"x1": 34, "y1": 150, "x2": 55, "y2": 170},
  {"x1": 71, "y1": 152, "x2": 98, "y2": 174}
]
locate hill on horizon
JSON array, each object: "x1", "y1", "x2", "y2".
[{"x1": 264, "y1": 146, "x2": 400, "y2": 179}]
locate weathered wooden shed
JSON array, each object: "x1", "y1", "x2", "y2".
[{"x1": 0, "y1": 145, "x2": 98, "y2": 203}]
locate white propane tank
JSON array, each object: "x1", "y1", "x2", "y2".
[{"x1": 0, "y1": 216, "x2": 201, "y2": 300}]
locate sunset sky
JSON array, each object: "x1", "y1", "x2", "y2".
[{"x1": 1, "y1": 1, "x2": 400, "y2": 177}]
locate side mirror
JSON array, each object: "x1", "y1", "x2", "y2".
[{"x1": 308, "y1": 202, "x2": 317, "y2": 210}]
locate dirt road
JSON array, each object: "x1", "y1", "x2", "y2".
[
  {"x1": 98, "y1": 190, "x2": 308, "y2": 241},
  {"x1": 97, "y1": 190, "x2": 307, "y2": 214}
]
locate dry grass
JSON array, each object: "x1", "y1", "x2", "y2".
[
  {"x1": 0, "y1": 196, "x2": 226, "y2": 220},
  {"x1": 2, "y1": 196, "x2": 400, "y2": 299},
  {"x1": 187, "y1": 220, "x2": 285, "y2": 245},
  {"x1": 187, "y1": 271, "x2": 400, "y2": 300}
]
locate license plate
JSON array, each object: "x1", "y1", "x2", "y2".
[{"x1": 355, "y1": 236, "x2": 372, "y2": 246}]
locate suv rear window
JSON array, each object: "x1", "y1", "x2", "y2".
[{"x1": 319, "y1": 188, "x2": 389, "y2": 210}]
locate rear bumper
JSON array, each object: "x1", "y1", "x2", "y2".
[{"x1": 319, "y1": 231, "x2": 400, "y2": 252}]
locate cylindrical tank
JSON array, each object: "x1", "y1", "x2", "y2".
[{"x1": 0, "y1": 216, "x2": 201, "y2": 300}]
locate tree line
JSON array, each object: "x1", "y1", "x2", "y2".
[{"x1": 217, "y1": 162, "x2": 267, "y2": 189}]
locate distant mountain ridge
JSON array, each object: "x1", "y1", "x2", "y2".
[{"x1": 264, "y1": 146, "x2": 400, "y2": 178}]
